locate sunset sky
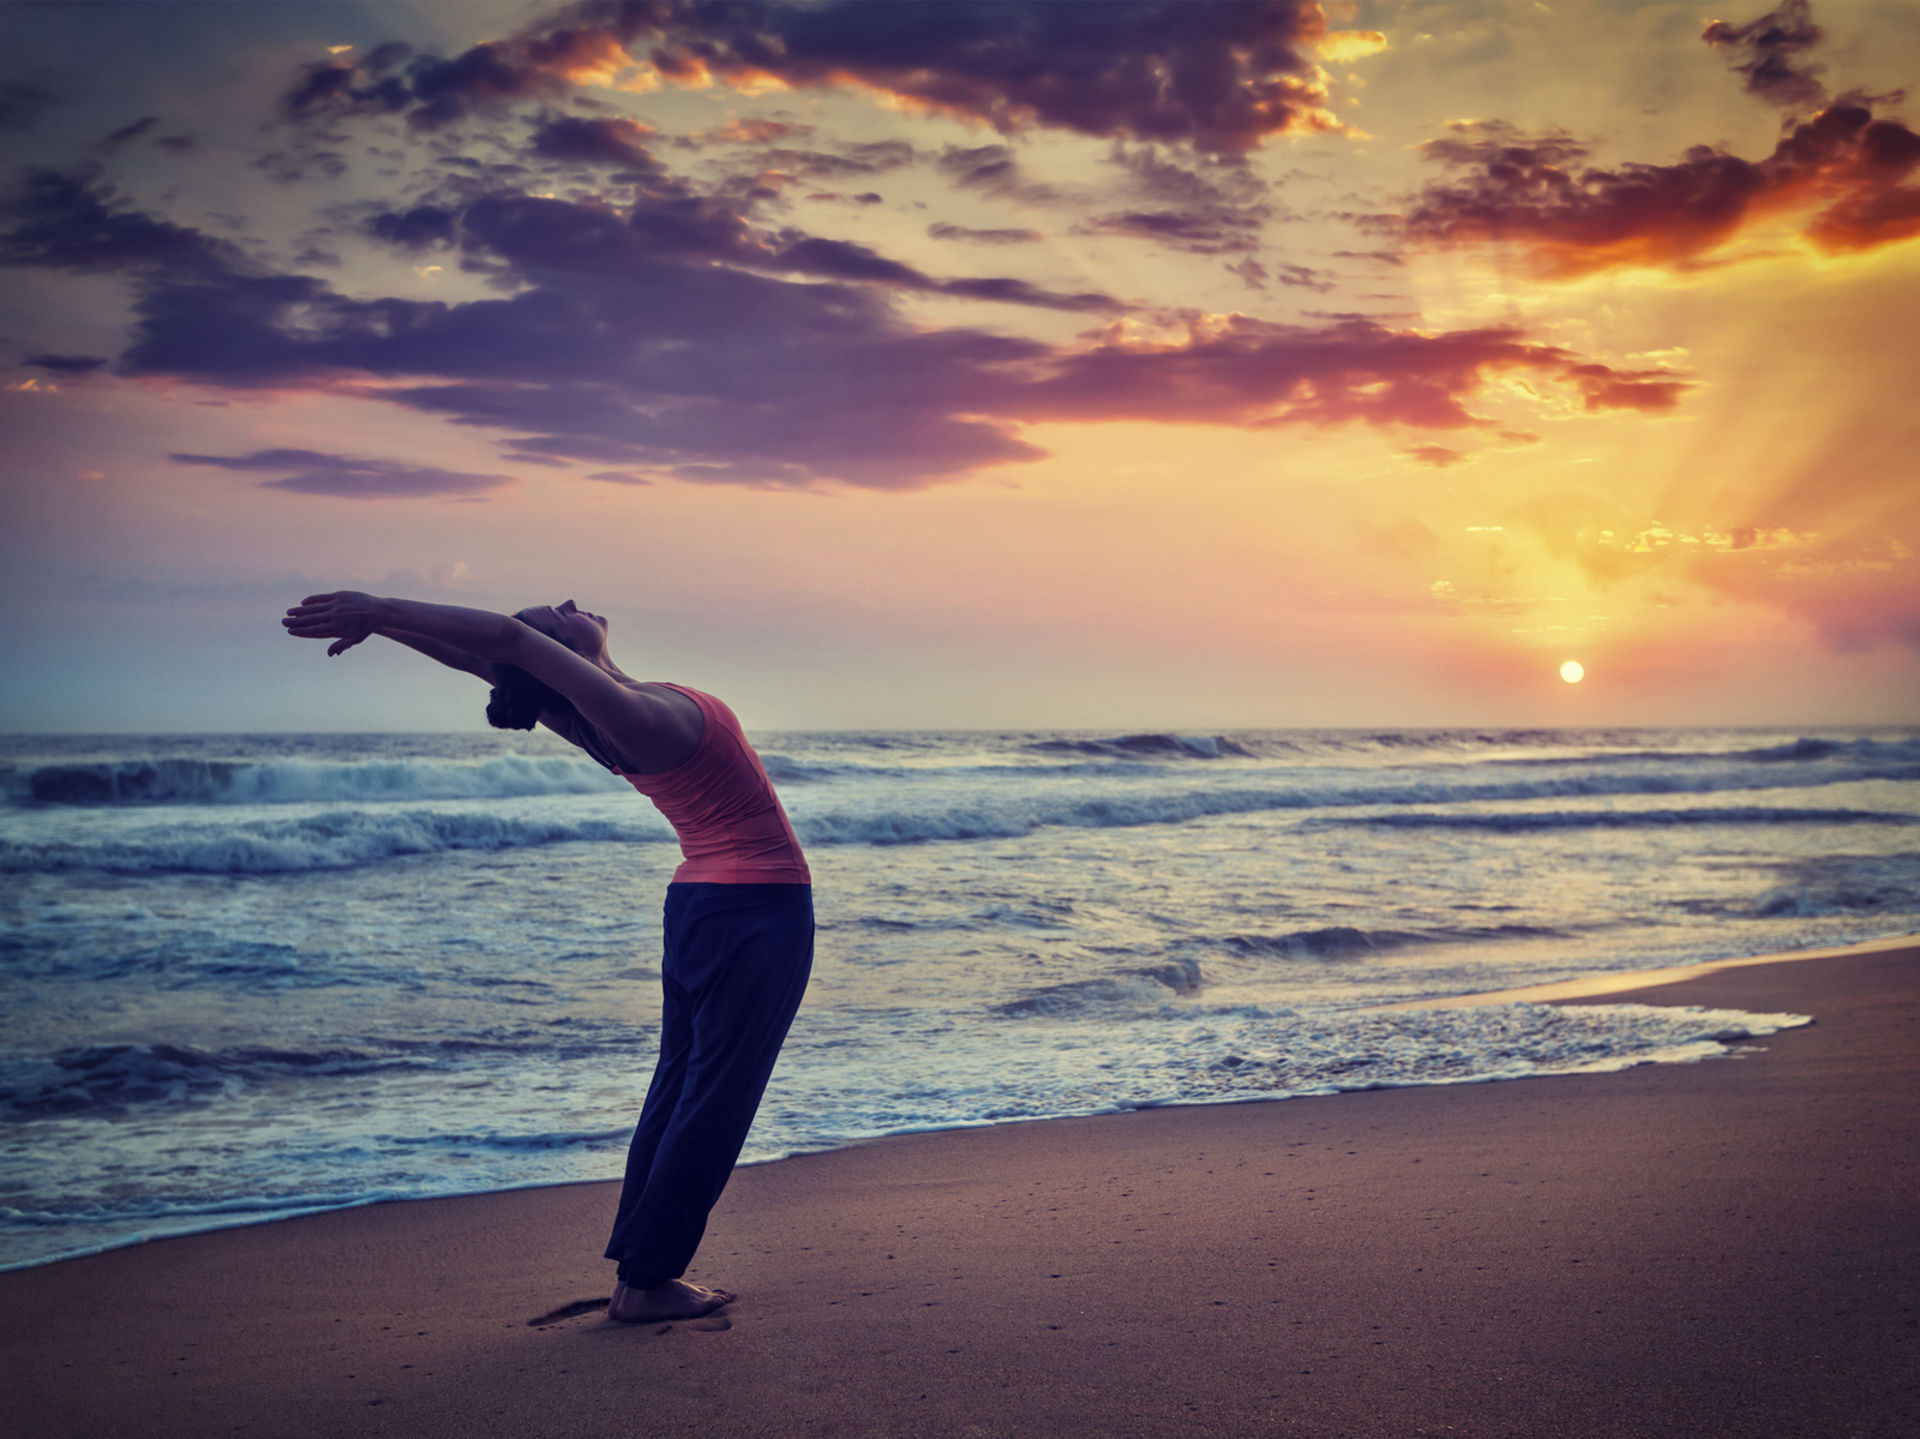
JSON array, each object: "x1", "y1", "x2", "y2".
[{"x1": 2, "y1": 0, "x2": 1916, "y2": 732}]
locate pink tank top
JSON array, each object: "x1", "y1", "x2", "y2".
[{"x1": 615, "y1": 684, "x2": 811, "y2": 885}]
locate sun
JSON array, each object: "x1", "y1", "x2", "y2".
[{"x1": 1560, "y1": 659, "x2": 1585, "y2": 684}]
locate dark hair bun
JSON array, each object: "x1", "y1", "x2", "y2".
[
  {"x1": 485, "y1": 663, "x2": 563, "y2": 731},
  {"x1": 486, "y1": 685, "x2": 542, "y2": 730}
]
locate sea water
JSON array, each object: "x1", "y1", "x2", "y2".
[{"x1": 3, "y1": 726, "x2": 1916, "y2": 1270}]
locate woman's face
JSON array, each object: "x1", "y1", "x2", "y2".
[{"x1": 518, "y1": 599, "x2": 609, "y2": 658}]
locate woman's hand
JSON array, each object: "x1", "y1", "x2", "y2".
[{"x1": 284, "y1": 591, "x2": 381, "y2": 656}]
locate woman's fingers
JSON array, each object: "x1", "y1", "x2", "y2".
[{"x1": 284, "y1": 591, "x2": 374, "y2": 645}]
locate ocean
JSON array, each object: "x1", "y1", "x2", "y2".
[{"x1": 4, "y1": 725, "x2": 1917, "y2": 1271}]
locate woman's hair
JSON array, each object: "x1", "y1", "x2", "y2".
[{"x1": 485, "y1": 663, "x2": 565, "y2": 732}]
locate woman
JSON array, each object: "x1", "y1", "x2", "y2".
[{"x1": 283, "y1": 591, "x2": 813, "y2": 1324}]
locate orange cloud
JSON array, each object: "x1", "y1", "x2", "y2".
[{"x1": 1396, "y1": 102, "x2": 1920, "y2": 277}]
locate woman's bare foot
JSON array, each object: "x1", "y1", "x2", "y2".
[{"x1": 607, "y1": 1278, "x2": 737, "y2": 1323}]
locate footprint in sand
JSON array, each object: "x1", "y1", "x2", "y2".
[{"x1": 526, "y1": 1298, "x2": 612, "y2": 1326}]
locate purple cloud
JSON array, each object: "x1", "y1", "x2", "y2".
[
  {"x1": 279, "y1": 1, "x2": 1344, "y2": 153},
  {"x1": 528, "y1": 115, "x2": 663, "y2": 170},
  {"x1": 927, "y1": 223, "x2": 1043, "y2": 245},
  {"x1": 1702, "y1": 0, "x2": 1828, "y2": 111},
  {"x1": 23, "y1": 353, "x2": 109, "y2": 374},
  {"x1": 169, "y1": 449, "x2": 516, "y2": 498},
  {"x1": 4, "y1": 173, "x2": 1690, "y2": 491}
]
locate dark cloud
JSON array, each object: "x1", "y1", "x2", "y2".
[
  {"x1": 1084, "y1": 207, "x2": 1265, "y2": 253},
  {"x1": 23, "y1": 353, "x2": 109, "y2": 374},
  {"x1": 367, "y1": 204, "x2": 460, "y2": 251},
  {"x1": 4, "y1": 174, "x2": 1691, "y2": 490},
  {"x1": 281, "y1": 55, "x2": 412, "y2": 124},
  {"x1": 927, "y1": 222, "x2": 1043, "y2": 245},
  {"x1": 934, "y1": 144, "x2": 1059, "y2": 204},
  {"x1": 0, "y1": 168, "x2": 252, "y2": 280},
  {"x1": 1085, "y1": 143, "x2": 1274, "y2": 253},
  {"x1": 1224, "y1": 257, "x2": 1268, "y2": 289},
  {"x1": 285, "y1": 1, "x2": 1343, "y2": 152},
  {"x1": 936, "y1": 276, "x2": 1115, "y2": 312},
  {"x1": 281, "y1": 22, "x2": 631, "y2": 131},
  {"x1": 753, "y1": 139, "x2": 917, "y2": 180},
  {"x1": 476, "y1": 176, "x2": 1120, "y2": 311},
  {"x1": 254, "y1": 147, "x2": 350, "y2": 185},
  {"x1": 1397, "y1": 103, "x2": 1920, "y2": 276},
  {"x1": 1405, "y1": 445, "x2": 1469, "y2": 467},
  {"x1": 169, "y1": 449, "x2": 515, "y2": 498},
  {"x1": 102, "y1": 116, "x2": 160, "y2": 148},
  {"x1": 528, "y1": 115, "x2": 662, "y2": 169},
  {"x1": 642, "y1": 0, "x2": 1342, "y2": 153},
  {"x1": 1702, "y1": 0, "x2": 1827, "y2": 111},
  {"x1": 1275, "y1": 263, "x2": 1332, "y2": 291},
  {"x1": 806, "y1": 190, "x2": 885, "y2": 206}
]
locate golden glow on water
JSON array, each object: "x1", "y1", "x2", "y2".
[{"x1": 1561, "y1": 660, "x2": 1586, "y2": 685}]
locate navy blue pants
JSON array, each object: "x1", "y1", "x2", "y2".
[{"x1": 604, "y1": 882, "x2": 814, "y2": 1288}]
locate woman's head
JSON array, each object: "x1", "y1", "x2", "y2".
[
  {"x1": 484, "y1": 601, "x2": 615, "y2": 763},
  {"x1": 514, "y1": 598, "x2": 608, "y2": 660}
]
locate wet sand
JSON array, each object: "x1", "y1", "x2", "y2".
[{"x1": 5, "y1": 941, "x2": 1916, "y2": 1438}]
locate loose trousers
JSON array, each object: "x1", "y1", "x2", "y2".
[{"x1": 604, "y1": 882, "x2": 814, "y2": 1288}]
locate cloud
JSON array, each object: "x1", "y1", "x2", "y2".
[
  {"x1": 366, "y1": 204, "x2": 460, "y2": 250},
  {"x1": 752, "y1": 140, "x2": 916, "y2": 180},
  {"x1": 1084, "y1": 208, "x2": 1267, "y2": 253},
  {"x1": 473, "y1": 175, "x2": 1119, "y2": 312},
  {"x1": 274, "y1": 2, "x2": 1360, "y2": 153},
  {"x1": 102, "y1": 116, "x2": 160, "y2": 148},
  {"x1": 1396, "y1": 102, "x2": 1920, "y2": 276},
  {"x1": 1598, "y1": 521, "x2": 1920, "y2": 655},
  {"x1": 934, "y1": 144, "x2": 1060, "y2": 205},
  {"x1": 1275, "y1": 263, "x2": 1332, "y2": 291},
  {"x1": 1083, "y1": 144, "x2": 1274, "y2": 253},
  {"x1": 618, "y1": 0, "x2": 1345, "y2": 152},
  {"x1": 1404, "y1": 444, "x2": 1469, "y2": 467},
  {"x1": 4, "y1": 174, "x2": 1690, "y2": 490},
  {"x1": 1702, "y1": 0, "x2": 1827, "y2": 111},
  {"x1": 1015, "y1": 315, "x2": 1690, "y2": 432},
  {"x1": 1561, "y1": 362, "x2": 1689, "y2": 413},
  {"x1": 527, "y1": 115, "x2": 662, "y2": 169},
  {"x1": 927, "y1": 223, "x2": 1043, "y2": 245},
  {"x1": 0, "y1": 168, "x2": 253, "y2": 280},
  {"x1": 23, "y1": 353, "x2": 109, "y2": 374},
  {"x1": 1225, "y1": 257, "x2": 1268, "y2": 289},
  {"x1": 169, "y1": 449, "x2": 516, "y2": 498}
]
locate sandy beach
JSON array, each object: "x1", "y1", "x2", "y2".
[{"x1": 5, "y1": 940, "x2": 1915, "y2": 1439}]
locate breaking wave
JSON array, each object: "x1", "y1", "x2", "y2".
[
  {"x1": 4, "y1": 754, "x2": 626, "y2": 808},
  {"x1": 0, "y1": 809, "x2": 673, "y2": 874}
]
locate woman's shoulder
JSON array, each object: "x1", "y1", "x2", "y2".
[{"x1": 544, "y1": 683, "x2": 705, "y2": 774}]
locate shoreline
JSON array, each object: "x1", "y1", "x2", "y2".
[
  {"x1": 5, "y1": 936, "x2": 1914, "y2": 1436},
  {"x1": 4, "y1": 930, "x2": 1910, "y2": 1276},
  {"x1": 1370, "y1": 929, "x2": 1920, "y2": 1009}
]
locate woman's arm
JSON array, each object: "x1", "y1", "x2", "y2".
[
  {"x1": 382, "y1": 630, "x2": 500, "y2": 685},
  {"x1": 283, "y1": 592, "x2": 668, "y2": 749}
]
